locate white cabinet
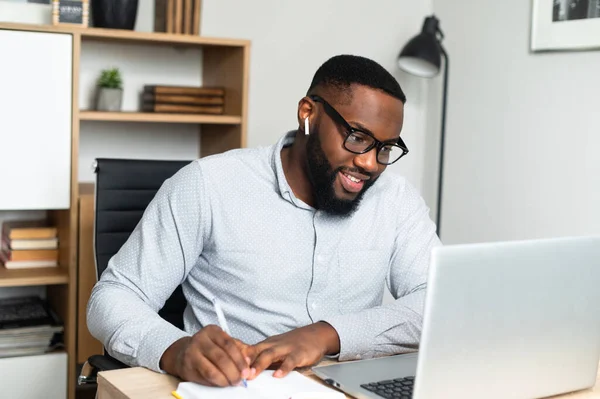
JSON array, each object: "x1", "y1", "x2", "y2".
[
  {"x1": 0, "y1": 29, "x2": 72, "y2": 210},
  {"x1": 0, "y1": 352, "x2": 67, "y2": 398}
]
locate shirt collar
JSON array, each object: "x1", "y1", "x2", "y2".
[{"x1": 271, "y1": 131, "x2": 314, "y2": 210}]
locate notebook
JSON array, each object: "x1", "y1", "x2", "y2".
[{"x1": 172, "y1": 370, "x2": 345, "y2": 399}]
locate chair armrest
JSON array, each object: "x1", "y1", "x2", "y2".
[
  {"x1": 88, "y1": 354, "x2": 129, "y2": 371},
  {"x1": 78, "y1": 355, "x2": 129, "y2": 385}
]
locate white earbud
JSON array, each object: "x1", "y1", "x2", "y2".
[{"x1": 304, "y1": 117, "x2": 310, "y2": 136}]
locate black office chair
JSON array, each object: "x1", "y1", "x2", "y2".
[{"x1": 78, "y1": 158, "x2": 192, "y2": 385}]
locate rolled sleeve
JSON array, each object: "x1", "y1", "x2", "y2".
[
  {"x1": 137, "y1": 322, "x2": 192, "y2": 373},
  {"x1": 320, "y1": 314, "x2": 374, "y2": 361}
]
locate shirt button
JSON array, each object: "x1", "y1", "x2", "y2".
[
  {"x1": 311, "y1": 302, "x2": 318, "y2": 310},
  {"x1": 355, "y1": 355, "x2": 362, "y2": 360},
  {"x1": 317, "y1": 255, "x2": 325, "y2": 263}
]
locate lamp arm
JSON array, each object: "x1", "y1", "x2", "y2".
[{"x1": 436, "y1": 45, "x2": 449, "y2": 238}]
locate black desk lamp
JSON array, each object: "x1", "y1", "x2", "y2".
[{"x1": 398, "y1": 15, "x2": 448, "y2": 238}]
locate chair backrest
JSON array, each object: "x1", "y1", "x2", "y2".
[{"x1": 93, "y1": 158, "x2": 192, "y2": 329}]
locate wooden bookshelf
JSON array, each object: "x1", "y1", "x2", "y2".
[
  {"x1": 79, "y1": 111, "x2": 242, "y2": 124},
  {"x1": 0, "y1": 20, "x2": 250, "y2": 399},
  {"x1": 0, "y1": 267, "x2": 69, "y2": 287},
  {"x1": 0, "y1": 22, "x2": 250, "y2": 48}
]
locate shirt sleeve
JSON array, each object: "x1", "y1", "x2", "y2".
[
  {"x1": 86, "y1": 161, "x2": 208, "y2": 372},
  {"x1": 321, "y1": 183, "x2": 441, "y2": 361}
]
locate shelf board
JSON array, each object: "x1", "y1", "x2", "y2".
[
  {"x1": 79, "y1": 111, "x2": 242, "y2": 124},
  {"x1": 0, "y1": 22, "x2": 250, "y2": 48},
  {"x1": 0, "y1": 267, "x2": 69, "y2": 288}
]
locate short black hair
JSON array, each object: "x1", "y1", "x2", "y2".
[{"x1": 307, "y1": 54, "x2": 406, "y2": 104}]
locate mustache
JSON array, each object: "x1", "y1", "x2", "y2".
[{"x1": 336, "y1": 166, "x2": 373, "y2": 179}]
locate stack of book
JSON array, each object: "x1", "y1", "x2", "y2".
[
  {"x1": 0, "y1": 296, "x2": 64, "y2": 358},
  {"x1": 141, "y1": 85, "x2": 225, "y2": 115},
  {"x1": 154, "y1": 0, "x2": 202, "y2": 35},
  {"x1": 0, "y1": 220, "x2": 59, "y2": 269}
]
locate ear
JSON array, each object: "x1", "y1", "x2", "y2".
[{"x1": 297, "y1": 97, "x2": 314, "y2": 134}]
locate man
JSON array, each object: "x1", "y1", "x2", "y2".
[{"x1": 87, "y1": 54, "x2": 441, "y2": 388}]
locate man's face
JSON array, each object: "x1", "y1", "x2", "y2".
[{"x1": 306, "y1": 85, "x2": 405, "y2": 216}]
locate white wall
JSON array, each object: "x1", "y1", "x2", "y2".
[
  {"x1": 201, "y1": 0, "x2": 434, "y2": 194},
  {"x1": 77, "y1": 41, "x2": 203, "y2": 182},
  {"x1": 430, "y1": 0, "x2": 600, "y2": 244}
]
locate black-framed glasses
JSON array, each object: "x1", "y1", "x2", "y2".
[{"x1": 309, "y1": 94, "x2": 409, "y2": 165}]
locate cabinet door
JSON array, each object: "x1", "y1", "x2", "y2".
[
  {"x1": 0, "y1": 352, "x2": 67, "y2": 399},
  {"x1": 0, "y1": 29, "x2": 72, "y2": 210}
]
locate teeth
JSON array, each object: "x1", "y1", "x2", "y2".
[{"x1": 344, "y1": 173, "x2": 361, "y2": 183}]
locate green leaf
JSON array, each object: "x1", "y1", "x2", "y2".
[{"x1": 98, "y1": 67, "x2": 123, "y2": 89}]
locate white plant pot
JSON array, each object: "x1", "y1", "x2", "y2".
[{"x1": 96, "y1": 88, "x2": 123, "y2": 111}]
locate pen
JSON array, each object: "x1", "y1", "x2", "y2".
[{"x1": 211, "y1": 296, "x2": 248, "y2": 388}]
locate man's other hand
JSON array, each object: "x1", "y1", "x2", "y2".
[
  {"x1": 247, "y1": 322, "x2": 340, "y2": 379},
  {"x1": 160, "y1": 325, "x2": 255, "y2": 387}
]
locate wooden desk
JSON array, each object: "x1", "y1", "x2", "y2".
[
  {"x1": 98, "y1": 362, "x2": 600, "y2": 399},
  {"x1": 97, "y1": 362, "x2": 345, "y2": 399}
]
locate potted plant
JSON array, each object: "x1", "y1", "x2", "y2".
[{"x1": 96, "y1": 67, "x2": 123, "y2": 111}]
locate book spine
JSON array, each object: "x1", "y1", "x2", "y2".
[
  {"x1": 143, "y1": 93, "x2": 224, "y2": 105},
  {"x1": 184, "y1": 0, "x2": 193, "y2": 34},
  {"x1": 192, "y1": 0, "x2": 201, "y2": 35},
  {"x1": 7, "y1": 228, "x2": 58, "y2": 240},
  {"x1": 1, "y1": 249, "x2": 59, "y2": 262},
  {"x1": 174, "y1": 0, "x2": 183, "y2": 34},
  {"x1": 142, "y1": 103, "x2": 224, "y2": 114},
  {"x1": 144, "y1": 85, "x2": 225, "y2": 97},
  {"x1": 166, "y1": 0, "x2": 174, "y2": 33},
  {"x1": 154, "y1": 0, "x2": 168, "y2": 32}
]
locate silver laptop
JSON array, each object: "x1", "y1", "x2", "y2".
[{"x1": 313, "y1": 236, "x2": 600, "y2": 399}]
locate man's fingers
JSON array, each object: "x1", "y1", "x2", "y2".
[
  {"x1": 193, "y1": 353, "x2": 231, "y2": 387},
  {"x1": 212, "y1": 333, "x2": 250, "y2": 375},
  {"x1": 203, "y1": 343, "x2": 245, "y2": 386},
  {"x1": 273, "y1": 354, "x2": 301, "y2": 378},
  {"x1": 233, "y1": 338, "x2": 257, "y2": 367},
  {"x1": 250, "y1": 346, "x2": 287, "y2": 379}
]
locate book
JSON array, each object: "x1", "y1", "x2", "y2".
[
  {"x1": 173, "y1": 370, "x2": 345, "y2": 399},
  {"x1": 0, "y1": 248, "x2": 58, "y2": 262},
  {"x1": 192, "y1": 0, "x2": 202, "y2": 36},
  {"x1": 0, "y1": 296, "x2": 64, "y2": 358},
  {"x1": 0, "y1": 253, "x2": 58, "y2": 269},
  {"x1": 142, "y1": 103, "x2": 224, "y2": 114},
  {"x1": 154, "y1": 0, "x2": 168, "y2": 32},
  {"x1": 166, "y1": 0, "x2": 174, "y2": 33},
  {"x1": 184, "y1": 0, "x2": 193, "y2": 34},
  {"x1": 142, "y1": 92, "x2": 224, "y2": 106},
  {"x1": 192, "y1": 0, "x2": 201, "y2": 35},
  {"x1": 1, "y1": 237, "x2": 58, "y2": 250},
  {"x1": 174, "y1": 0, "x2": 183, "y2": 34},
  {"x1": 2, "y1": 220, "x2": 57, "y2": 240},
  {"x1": 144, "y1": 85, "x2": 225, "y2": 97},
  {"x1": 0, "y1": 296, "x2": 62, "y2": 330}
]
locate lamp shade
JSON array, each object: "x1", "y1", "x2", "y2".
[{"x1": 398, "y1": 16, "x2": 442, "y2": 78}]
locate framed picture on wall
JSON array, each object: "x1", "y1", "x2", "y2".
[{"x1": 531, "y1": 0, "x2": 600, "y2": 51}]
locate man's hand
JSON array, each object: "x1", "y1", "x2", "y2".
[
  {"x1": 160, "y1": 325, "x2": 254, "y2": 387},
  {"x1": 248, "y1": 322, "x2": 340, "y2": 379}
]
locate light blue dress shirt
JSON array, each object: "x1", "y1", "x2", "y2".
[{"x1": 87, "y1": 131, "x2": 441, "y2": 372}]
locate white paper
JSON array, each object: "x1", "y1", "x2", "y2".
[{"x1": 174, "y1": 370, "x2": 345, "y2": 399}]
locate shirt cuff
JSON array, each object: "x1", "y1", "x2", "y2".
[
  {"x1": 319, "y1": 314, "x2": 373, "y2": 362},
  {"x1": 136, "y1": 321, "x2": 191, "y2": 373}
]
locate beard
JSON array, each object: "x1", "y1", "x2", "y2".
[{"x1": 305, "y1": 127, "x2": 377, "y2": 217}]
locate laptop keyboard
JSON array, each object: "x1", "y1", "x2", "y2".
[{"x1": 360, "y1": 376, "x2": 415, "y2": 399}]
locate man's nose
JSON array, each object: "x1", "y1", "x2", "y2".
[{"x1": 353, "y1": 147, "x2": 379, "y2": 174}]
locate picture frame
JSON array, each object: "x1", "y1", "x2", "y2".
[
  {"x1": 51, "y1": 0, "x2": 89, "y2": 27},
  {"x1": 531, "y1": 0, "x2": 600, "y2": 52}
]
